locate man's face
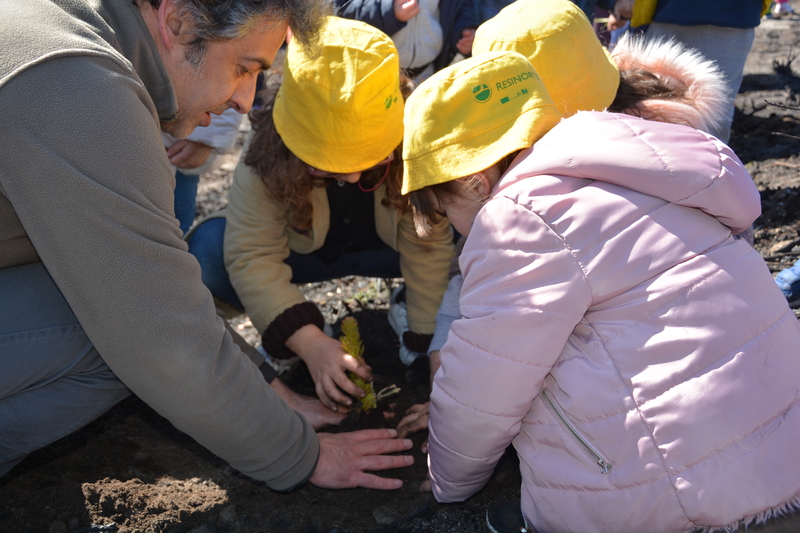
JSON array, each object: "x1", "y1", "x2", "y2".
[{"x1": 164, "y1": 19, "x2": 288, "y2": 138}]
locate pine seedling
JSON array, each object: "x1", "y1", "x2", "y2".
[{"x1": 339, "y1": 317, "x2": 400, "y2": 412}]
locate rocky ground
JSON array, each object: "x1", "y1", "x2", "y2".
[{"x1": 3, "y1": 8, "x2": 800, "y2": 533}]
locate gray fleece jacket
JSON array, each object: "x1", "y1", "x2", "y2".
[{"x1": 0, "y1": 0, "x2": 318, "y2": 490}]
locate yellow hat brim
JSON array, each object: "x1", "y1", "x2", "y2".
[
  {"x1": 402, "y1": 51, "x2": 563, "y2": 194},
  {"x1": 274, "y1": 17, "x2": 404, "y2": 173},
  {"x1": 473, "y1": 0, "x2": 620, "y2": 117}
]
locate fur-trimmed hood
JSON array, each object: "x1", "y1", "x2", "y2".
[{"x1": 611, "y1": 34, "x2": 729, "y2": 137}]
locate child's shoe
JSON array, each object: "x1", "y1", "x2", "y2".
[
  {"x1": 486, "y1": 501, "x2": 534, "y2": 533},
  {"x1": 775, "y1": 258, "x2": 800, "y2": 307},
  {"x1": 387, "y1": 284, "x2": 425, "y2": 365}
]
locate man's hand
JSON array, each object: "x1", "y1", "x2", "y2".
[
  {"x1": 286, "y1": 324, "x2": 373, "y2": 411},
  {"x1": 394, "y1": 0, "x2": 420, "y2": 22},
  {"x1": 456, "y1": 28, "x2": 475, "y2": 56},
  {"x1": 166, "y1": 139, "x2": 212, "y2": 169},
  {"x1": 310, "y1": 429, "x2": 414, "y2": 489},
  {"x1": 269, "y1": 377, "x2": 346, "y2": 429}
]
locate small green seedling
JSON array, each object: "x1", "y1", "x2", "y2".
[{"x1": 340, "y1": 317, "x2": 400, "y2": 412}]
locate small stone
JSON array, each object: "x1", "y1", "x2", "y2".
[
  {"x1": 372, "y1": 506, "x2": 396, "y2": 525},
  {"x1": 218, "y1": 505, "x2": 238, "y2": 525},
  {"x1": 188, "y1": 526, "x2": 216, "y2": 533},
  {"x1": 48, "y1": 520, "x2": 67, "y2": 533}
]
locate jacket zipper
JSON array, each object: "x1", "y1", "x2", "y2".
[{"x1": 540, "y1": 389, "x2": 613, "y2": 474}]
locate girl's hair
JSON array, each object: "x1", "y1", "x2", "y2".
[
  {"x1": 410, "y1": 151, "x2": 520, "y2": 238},
  {"x1": 244, "y1": 70, "x2": 414, "y2": 231},
  {"x1": 608, "y1": 34, "x2": 728, "y2": 135}
]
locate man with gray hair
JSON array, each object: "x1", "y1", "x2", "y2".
[{"x1": 0, "y1": 0, "x2": 414, "y2": 491}]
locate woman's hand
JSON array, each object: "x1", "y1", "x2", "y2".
[{"x1": 286, "y1": 324, "x2": 373, "y2": 411}]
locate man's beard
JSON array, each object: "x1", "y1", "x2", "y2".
[{"x1": 160, "y1": 113, "x2": 199, "y2": 139}]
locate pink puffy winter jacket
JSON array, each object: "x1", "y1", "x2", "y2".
[{"x1": 427, "y1": 112, "x2": 800, "y2": 533}]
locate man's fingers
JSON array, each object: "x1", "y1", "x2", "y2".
[
  {"x1": 355, "y1": 473, "x2": 404, "y2": 490},
  {"x1": 311, "y1": 430, "x2": 413, "y2": 490},
  {"x1": 350, "y1": 435, "x2": 413, "y2": 457},
  {"x1": 358, "y1": 452, "x2": 414, "y2": 473},
  {"x1": 345, "y1": 428, "x2": 398, "y2": 442}
]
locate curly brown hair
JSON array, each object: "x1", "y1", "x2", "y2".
[{"x1": 243, "y1": 71, "x2": 414, "y2": 231}]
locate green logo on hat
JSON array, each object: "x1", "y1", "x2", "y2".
[
  {"x1": 385, "y1": 95, "x2": 398, "y2": 109},
  {"x1": 472, "y1": 84, "x2": 491, "y2": 103}
]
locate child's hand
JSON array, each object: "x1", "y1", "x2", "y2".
[
  {"x1": 607, "y1": 12, "x2": 627, "y2": 31},
  {"x1": 396, "y1": 401, "x2": 430, "y2": 438},
  {"x1": 456, "y1": 28, "x2": 475, "y2": 56},
  {"x1": 428, "y1": 349, "x2": 441, "y2": 389},
  {"x1": 613, "y1": 0, "x2": 634, "y2": 21},
  {"x1": 166, "y1": 139, "x2": 212, "y2": 169},
  {"x1": 286, "y1": 324, "x2": 373, "y2": 411},
  {"x1": 394, "y1": 0, "x2": 420, "y2": 22}
]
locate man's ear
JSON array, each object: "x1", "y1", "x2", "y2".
[{"x1": 157, "y1": 0, "x2": 183, "y2": 51}]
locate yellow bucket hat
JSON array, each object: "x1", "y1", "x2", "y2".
[
  {"x1": 273, "y1": 16, "x2": 403, "y2": 173},
  {"x1": 402, "y1": 51, "x2": 563, "y2": 194},
  {"x1": 472, "y1": 0, "x2": 619, "y2": 117}
]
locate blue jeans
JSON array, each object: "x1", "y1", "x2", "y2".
[
  {"x1": 0, "y1": 263, "x2": 131, "y2": 477},
  {"x1": 187, "y1": 217, "x2": 402, "y2": 310},
  {"x1": 174, "y1": 171, "x2": 199, "y2": 235}
]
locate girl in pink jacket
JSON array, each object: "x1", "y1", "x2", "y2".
[{"x1": 401, "y1": 51, "x2": 800, "y2": 532}]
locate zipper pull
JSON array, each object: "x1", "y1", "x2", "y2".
[{"x1": 596, "y1": 459, "x2": 612, "y2": 474}]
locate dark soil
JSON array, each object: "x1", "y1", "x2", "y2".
[{"x1": 4, "y1": 10, "x2": 800, "y2": 533}]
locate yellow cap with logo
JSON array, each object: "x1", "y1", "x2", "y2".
[
  {"x1": 402, "y1": 51, "x2": 563, "y2": 194},
  {"x1": 274, "y1": 16, "x2": 403, "y2": 173},
  {"x1": 472, "y1": 0, "x2": 619, "y2": 117}
]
